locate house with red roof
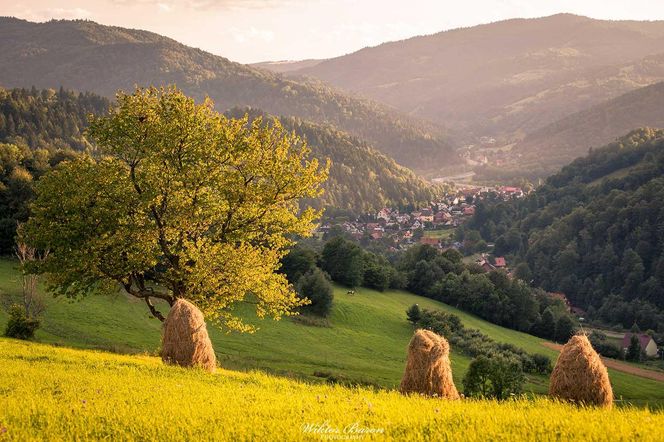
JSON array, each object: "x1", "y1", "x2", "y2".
[
  {"x1": 494, "y1": 256, "x2": 506, "y2": 268},
  {"x1": 622, "y1": 333, "x2": 658, "y2": 358}
]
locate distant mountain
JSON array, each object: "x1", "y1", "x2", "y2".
[
  {"x1": 0, "y1": 17, "x2": 457, "y2": 171},
  {"x1": 467, "y1": 128, "x2": 664, "y2": 331},
  {"x1": 291, "y1": 14, "x2": 664, "y2": 143},
  {"x1": 251, "y1": 59, "x2": 322, "y2": 74},
  {"x1": 514, "y1": 81, "x2": 664, "y2": 172}
]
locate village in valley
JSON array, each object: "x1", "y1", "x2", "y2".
[{"x1": 317, "y1": 184, "x2": 526, "y2": 255}]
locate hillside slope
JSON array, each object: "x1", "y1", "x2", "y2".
[
  {"x1": 3, "y1": 339, "x2": 663, "y2": 440},
  {"x1": 0, "y1": 17, "x2": 456, "y2": 171},
  {"x1": 514, "y1": 81, "x2": 664, "y2": 171},
  {"x1": 0, "y1": 259, "x2": 662, "y2": 404},
  {"x1": 292, "y1": 14, "x2": 664, "y2": 141},
  {"x1": 468, "y1": 129, "x2": 664, "y2": 332},
  {"x1": 0, "y1": 87, "x2": 439, "y2": 215}
]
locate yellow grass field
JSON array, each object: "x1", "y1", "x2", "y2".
[{"x1": 1, "y1": 338, "x2": 663, "y2": 441}]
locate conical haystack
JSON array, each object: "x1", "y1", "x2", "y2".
[
  {"x1": 161, "y1": 298, "x2": 217, "y2": 372},
  {"x1": 400, "y1": 329, "x2": 459, "y2": 399},
  {"x1": 549, "y1": 334, "x2": 613, "y2": 408}
]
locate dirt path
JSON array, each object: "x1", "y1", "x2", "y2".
[{"x1": 542, "y1": 342, "x2": 664, "y2": 383}]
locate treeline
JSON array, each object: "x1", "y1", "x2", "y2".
[
  {"x1": 467, "y1": 128, "x2": 664, "y2": 333},
  {"x1": 0, "y1": 87, "x2": 107, "y2": 151},
  {"x1": 286, "y1": 234, "x2": 577, "y2": 341},
  {"x1": 395, "y1": 243, "x2": 576, "y2": 342},
  {"x1": 0, "y1": 87, "x2": 99, "y2": 254}
]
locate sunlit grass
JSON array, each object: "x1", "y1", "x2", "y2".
[{"x1": 1, "y1": 338, "x2": 663, "y2": 441}]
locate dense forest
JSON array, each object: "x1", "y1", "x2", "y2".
[
  {"x1": 466, "y1": 128, "x2": 664, "y2": 332},
  {"x1": 0, "y1": 17, "x2": 457, "y2": 172},
  {"x1": 0, "y1": 87, "x2": 98, "y2": 253},
  {"x1": 0, "y1": 87, "x2": 441, "y2": 254},
  {"x1": 226, "y1": 108, "x2": 441, "y2": 212}
]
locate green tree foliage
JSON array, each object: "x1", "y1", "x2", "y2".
[
  {"x1": 295, "y1": 268, "x2": 334, "y2": 317},
  {"x1": 406, "y1": 304, "x2": 421, "y2": 325},
  {"x1": 4, "y1": 304, "x2": 40, "y2": 340},
  {"x1": 554, "y1": 316, "x2": 576, "y2": 343},
  {"x1": 362, "y1": 253, "x2": 393, "y2": 292},
  {"x1": 0, "y1": 88, "x2": 105, "y2": 254},
  {"x1": 23, "y1": 87, "x2": 328, "y2": 331},
  {"x1": 280, "y1": 246, "x2": 318, "y2": 285},
  {"x1": 468, "y1": 129, "x2": 664, "y2": 332},
  {"x1": 463, "y1": 355, "x2": 525, "y2": 400},
  {"x1": 320, "y1": 237, "x2": 364, "y2": 287},
  {"x1": 393, "y1": 244, "x2": 574, "y2": 335},
  {"x1": 626, "y1": 334, "x2": 642, "y2": 362}
]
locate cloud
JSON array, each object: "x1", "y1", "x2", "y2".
[
  {"x1": 157, "y1": 3, "x2": 174, "y2": 12},
  {"x1": 230, "y1": 26, "x2": 275, "y2": 43}
]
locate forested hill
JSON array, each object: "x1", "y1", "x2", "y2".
[
  {"x1": 466, "y1": 128, "x2": 664, "y2": 332},
  {"x1": 0, "y1": 17, "x2": 457, "y2": 171},
  {"x1": 0, "y1": 87, "x2": 109, "y2": 151},
  {"x1": 226, "y1": 108, "x2": 440, "y2": 211},
  {"x1": 514, "y1": 81, "x2": 664, "y2": 172},
  {"x1": 0, "y1": 88, "x2": 440, "y2": 254}
]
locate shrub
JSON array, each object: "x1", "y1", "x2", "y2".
[
  {"x1": 406, "y1": 304, "x2": 421, "y2": 325},
  {"x1": 296, "y1": 268, "x2": 334, "y2": 317},
  {"x1": 4, "y1": 305, "x2": 40, "y2": 340},
  {"x1": 463, "y1": 355, "x2": 525, "y2": 399},
  {"x1": 532, "y1": 353, "x2": 553, "y2": 374}
]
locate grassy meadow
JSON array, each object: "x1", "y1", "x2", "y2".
[
  {"x1": 0, "y1": 259, "x2": 664, "y2": 407},
  {"x1": 2, "y1": 338, "x2": 664, "y2": 441}
]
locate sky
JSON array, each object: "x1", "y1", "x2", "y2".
[{"x1": 3, "y1": 0, "x2": 664, "y2": 64}]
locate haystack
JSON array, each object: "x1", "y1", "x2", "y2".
[
  {"x1": 549, "y1": 334, "x2": 613, "y2": 408},
  {"x1": 400, "y1": 329, "x2": 459, "y2": 399},
  {"x1": 161, "y1": 298, "x2": 217, "y2": 373}
]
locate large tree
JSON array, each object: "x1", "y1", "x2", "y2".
[{"x1": 23, "y1": 87, "x2": 328, "y2": 331}]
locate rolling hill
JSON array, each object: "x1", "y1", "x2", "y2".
[
  {"x1": 289, "y1": 14, "x2": 664, "y2": 145},
  {"x1": 513, "y1": 81, "x2": 664, "y2": 172},
  {"x1": 0, "y1": 258, "x2": 662, "y2": 405},
  {"x1": 0, "y1": 17, "x2": 457, "y2": 171}
]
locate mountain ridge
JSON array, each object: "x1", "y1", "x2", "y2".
[
  {"x1": 287, "y1": 14, "x2": 664, "y2": 146},
  {"x1": 0, "y1": 17, "x2": 457, "y2": 172}
]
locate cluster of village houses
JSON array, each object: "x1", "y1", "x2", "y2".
[{"x1": 318, "y1": 185, "x2": 525, "y2": 250}]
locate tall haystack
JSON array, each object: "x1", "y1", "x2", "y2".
[
  {"x1": 549, "y1": 334, "x2": 613, "y2": 408},
  {"x1": 400, "y1": 329, "x2": 459, "y2": 399},
  {"x1": 161, "y1": 298, "x2": 217, "y2": 373}
]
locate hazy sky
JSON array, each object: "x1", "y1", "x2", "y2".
[{"x1": 3, "y1": 0, "x2": 664, "y2": 63}]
